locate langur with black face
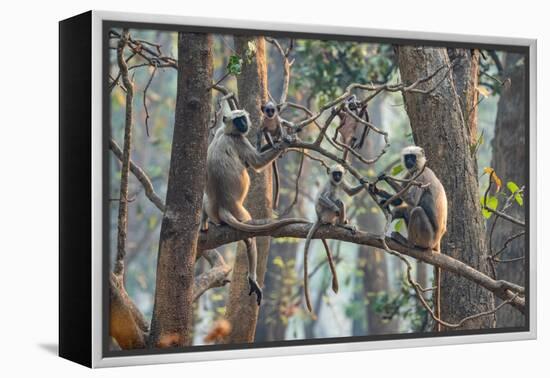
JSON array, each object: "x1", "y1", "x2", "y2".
[
  {"x1": 201, "y1": 102, "x2": 307, "y2": 305},
  {"x1": 302, "y1": 164, "x2": 366, "y2": 314},
  {"x1": 256, "y1": 101, "x2": 295, "y2": 210},
  {"x1": 372, "y1": 146, "x2": 448, "y2": 330},
  {"x1": 336, "y1": 95, "x2": 370, "y2": 161}
]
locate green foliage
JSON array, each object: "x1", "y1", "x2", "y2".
[
  {"x1": 507, "y1": 181, "x2": 523, "y2": 206},
  {"x1": 391, "y1": 164, "x2": 404, "y2": 176},
  {"x1": 291, "y1": 40, "x2": 395, "y2": 107},
  {"x1": 226, "y1": 55, "x2": 243, "y2": 75},
  {"x1": 480, "y1": 195, "x2": 499, "y2": 219},
  {"x1": 371, "y1": 278, "x2": 429, "y2": 332},
  {"x1": 394, "y1": 219, "x2": 404, "y2": 233}
]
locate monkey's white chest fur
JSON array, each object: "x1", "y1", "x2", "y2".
[{"x1": 205, "y1": 134, "x2": 250, "y2": 223}]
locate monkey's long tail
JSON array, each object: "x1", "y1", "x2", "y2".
[
  {"x1": 303, "y1": 221, "x2": 321, "y2": 314},
  {"x1": 219, "y1": 209, "x2": 308, "y2": 233},
  {"x1": 435, "y1": 266, "x2": 441, "y2": 332},
  {"x1": 321, "y1": 239, "x2": 339, "y2": 293},
  {"x1": 272, "y1": 160, "x2": 280, "y2": 210}
]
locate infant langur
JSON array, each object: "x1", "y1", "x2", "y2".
[
  {"x1": 303, "y1": 164, "x2": 366, "y2": 314},
  {"x1": 202, "y1": 103, "x2": 306, "y2": 305},
  {"x1": 256, "y1": 101, "x2": 295, "y2": 209},
  {"x1": 372, "y1": 146, "x2": 447, "y2": 330}
]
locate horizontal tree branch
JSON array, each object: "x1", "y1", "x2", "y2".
[{"x1": 197, "y1": 222, "x2": 525, "y2": 314}]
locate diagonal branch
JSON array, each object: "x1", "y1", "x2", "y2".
[
  {"x1": 109, "y1": 139, "x2": 166, "y2": 213},
  {"x1": 197, "y1": 222, "x2": 525, "y2": 314}
]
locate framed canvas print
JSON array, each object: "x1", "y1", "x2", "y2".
[{"x1": 59, "y1": 10, "x2": 537, "y2": 368}]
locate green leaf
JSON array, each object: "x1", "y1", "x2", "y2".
[
  {"x1": 226, "y1": 55, "x2": 243, "y2": 75},
  {"x1": 507, "y1": 181, "x2": 520, "y2": 194},
  {"x1": 480, "y1": 195, "x2": 498, "y2": 219},
  {"x1": 394, "y1": 219, "x2": 404, "y2": 232},
  {"x1": 515, "y1": 193, "x2": 524, "y2": 206},
  {"x1": 391, "y1": 164, "x2": 404, "y2": 176}
]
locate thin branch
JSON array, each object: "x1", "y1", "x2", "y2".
[
  {"x1": 110, "y1": 139, "x2": 166, "y2": 213},
  {"x1": 113, "y1": 29, "x2": 134, "y2": 278}
]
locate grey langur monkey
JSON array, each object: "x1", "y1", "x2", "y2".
[
  {"x1": 335, "y1": 95, "x2": 370, "y2": 159},
  {"x1": 303, "y1": 164, "x2": 367, "y2": 314},
  {"x1": 201, "y1": 103, "x2": 307, "y2": 305},
  {"x1": 372, "y1": 145, "x2": 447, "y2": 330},
  {"x1": 256, "y1": 101, "x2": 295, "y2": 210}
]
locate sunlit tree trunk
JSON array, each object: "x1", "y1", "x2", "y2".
[
  {"x1": 224, "y1": 36, "x2": 271, "y2": 343},
  {"x1": 148, "y1": 32, "x2": 213, "y2": 347},
  {"x1": 398, "y1": 46, "x2": 495, "y2": 330},
  {"x1": 489, "y1": 53, "x2": 526, "y2": 327}
]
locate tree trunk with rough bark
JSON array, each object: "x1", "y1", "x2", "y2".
[
  {"x1": 224, "y1": 36, "x2": 271, "y2": 343},
  {"x1": 490, "y1": 53, "x2": 526, "y2": 328},
  {"x1": 148, "y1": 32, "x2": 213, "y2": 347},
  {"x1": 397, "y1": 46, "x2": 495, "y2": 330}
]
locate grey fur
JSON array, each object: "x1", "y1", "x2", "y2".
[
  {"x1": 201, "y1": 104, "x2": 306, "y2": 305},
  {"x1": 303, "y1": 164, "x2": 365, "y2": 313}
]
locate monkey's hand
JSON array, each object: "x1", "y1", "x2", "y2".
[
  {"x1": 248, "y1": 277, "x2": 263, "y2": 306},
  {"x1": 377, "y1": 173, "x2": 387, "y2": 182}
]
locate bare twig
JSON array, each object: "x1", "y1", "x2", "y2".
[
  {"x1": 113, "y1": 29, "x2": 134, "y2": 278},
  {"x1": 110, "y1": 139, "x2": 166, "y2": 213}
]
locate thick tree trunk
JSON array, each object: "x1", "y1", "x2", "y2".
[
  {"x1": 224, "y1": 36, "x2": 271, "y2": 343},
  {"x1": 148, "y1": 33, "x2": 213, "y2": 347},
  {"x1": 397, "y1": 46, "x2": 495, "y2": 330},
  {"x1": 490, "y1": 53, "x2": 526, "y2": 327}
]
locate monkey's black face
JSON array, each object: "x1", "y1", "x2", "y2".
[
  {"x1": 264, "y1": 105, "x2": 276, "y2": 119},
  {"x1": 404, "y1": 153, "x2": 417, "y2": 170},
  {"x1": 233, "y1": 116, "x2": 249, "y2": 133},
  {"x1": 332, "y1": 171, "x2": 343, "y2": 183}
]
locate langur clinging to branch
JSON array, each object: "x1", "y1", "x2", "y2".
[
  {"x1": 371, "y1": 146, "x2": 448, "y2": 331},
  {"x1": 335, "y1": 95, "x2": 370, "y2": 160},
  {"x1": 201, "y1": 101, "x2": 308, "y2": 305},
  {"x1": 303, "y1": 164, "x2": 367, "y2": 314},
  {"x1": 256, "y1": 101, "x2": 295, "y2": 210}
]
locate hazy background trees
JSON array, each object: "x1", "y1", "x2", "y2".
[{"x1": 108, "y1": 28, "x2": 527, "y2": 347}]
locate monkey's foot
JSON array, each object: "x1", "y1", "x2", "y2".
[
  {"x1": 248, "y1": 278, "x2": 263, "y2": 306},
  {"x1": 340, "y1": 224, "x2": 357, "y2": 234},
  {"x1": 390, "y1": 231, "x2": 411, "y2": 247}
]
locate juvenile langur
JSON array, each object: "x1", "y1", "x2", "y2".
[
  {"x1": 202, "y1": 104, "x2": 307, "y2": 305},
  {"x1": 372, "y1": 146, "x2": 447, "y2": 330},
  {"x1": 256, "y1": 101, "x2": 295, "y2": 210},
  {"x1": 303, "y1": 164, "x2": 366, "y2": 314},
  {"x1": 336, "y1": 95, "x2": 370, "y2": 159}
]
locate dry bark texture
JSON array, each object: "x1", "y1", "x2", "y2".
[
  {"x1": 397, "y1": 46, "x2": 495, "y2": 329},
  {"x1": 447, "y1": 48, "x2": 480, "y2": 145},
  {"x1": 490, "y1": 53, "x2": 526, "y2": 327},
  {"x1": 114, "y1": 29, "x2": 134, "y2": 276},
  {"x1": 224, "y1": 36, "x2": 271, "y2": 343},
  {"x1": 148, "y1": 32, "x2": 213, "y2": 347}
]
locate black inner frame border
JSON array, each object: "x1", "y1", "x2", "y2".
[{"x1": 102, "y1": 18, "x2": 531, "y2": 359}]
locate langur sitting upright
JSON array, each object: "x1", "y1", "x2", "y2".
[
  {"x1": 371, "y1": 145, "x2": 447, "y2": 330},
  {"x1": 201, "y1": 102, "x2": 307, "y2": 305},
  {"x1": 302, "y1": 164, "x2": 366, "y2": 314}
]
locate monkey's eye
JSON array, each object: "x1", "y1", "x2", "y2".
[
  {"x1": 265, "y1": 108, "x2": 275, "y2": 117},
  {"x1": 332, "y1": 172, "x2": 343, "y2": 182}
]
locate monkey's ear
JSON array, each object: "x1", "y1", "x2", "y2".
[
  {"x1": 261, "y1": 104, "x2": 266, "y2": 112},
  {"x1": 276, "y1": 104, "x2": 282, "y2": 112},
  {"x1": 223, "y1": 116, "x2": 229, "y2": 123}
]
